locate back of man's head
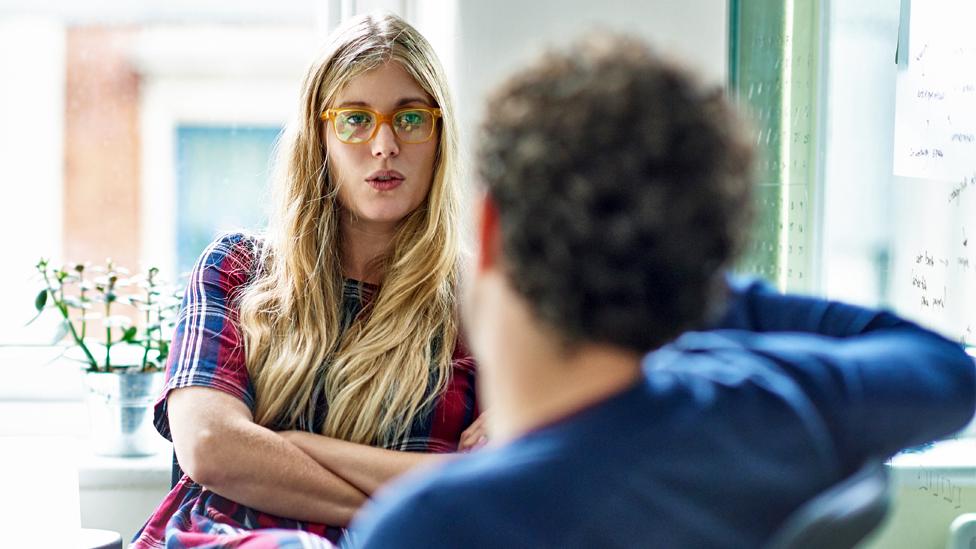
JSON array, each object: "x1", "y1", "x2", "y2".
[{"x1": 477, "y1": 33, "x2": 756, "y2": 353}]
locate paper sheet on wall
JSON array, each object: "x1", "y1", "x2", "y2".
[{"x1": 893, "y1": 0, "x2": 976, "y2": 182}]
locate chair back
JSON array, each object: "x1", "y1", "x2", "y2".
[
  {"x1": 172, "y1": 451, "x2": 184, "y2": 488},
  {"x1": 764, "y1": 462, "x2": 890, "y2": 549}
]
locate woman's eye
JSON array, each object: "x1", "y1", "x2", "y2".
[
  {"x1": 397, "y1": 112, "x2": 425, "y2": 127},
  {"x1": 343, "y1": 112, "x2": 373, "y2": 126}
]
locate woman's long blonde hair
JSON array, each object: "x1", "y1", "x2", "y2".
[{"x1": 236, "y1": 13, "x2": 463, "y2": 447}]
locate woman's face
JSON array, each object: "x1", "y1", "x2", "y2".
[{"x1": 325, "y1": 61, "x2": 439, "y2": 230}]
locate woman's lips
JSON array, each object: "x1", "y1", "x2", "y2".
[
  {"x1": 366, "y1": 177, "x2": 404, "y2": 191},
  {"x1": 366, "y1": 169, "x2": 405, "y2": 191}
]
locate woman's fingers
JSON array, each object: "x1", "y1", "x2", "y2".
[{"x1": 458, "y1": 412, "x2": 489, "y2": 452}]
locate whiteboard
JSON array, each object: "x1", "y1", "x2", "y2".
[{"x1": 889, "y1": 0, "x2": 976, "y2": 344}]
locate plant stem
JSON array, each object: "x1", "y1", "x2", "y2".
[
  {"x1": 104, "y1": 292, "x2": 112, "y2": 370},
  {"x1": 141, "y1": 282, "x2": 152, "y2": 372},
  {"x1": 41, "y1": 269, "x2": 98, "y2": 371},
  {"x1": 79, "y1": 271, "x2": 87, "y2": 340}
]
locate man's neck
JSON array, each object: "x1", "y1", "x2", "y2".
[
  {"x1": 491, "y1": 347, "x2": 643, "y2": 443},
  {"x1": 339, "y1": 213, "x2": 397, "y2": 284},
  {"x1": 476, "y1": 283, "x2": 644, "y2": 443}
]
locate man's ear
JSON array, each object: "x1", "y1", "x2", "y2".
[{"x1": 476, "y1": 194, "x2": 502, "y2": 273}]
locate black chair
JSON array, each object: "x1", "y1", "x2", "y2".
[
  {"x1": 764, "y1": 462, "x2": 890, "y2": 549},
  {"x1": 171, "y1": 450, "x2": 183, "y2": 488}
]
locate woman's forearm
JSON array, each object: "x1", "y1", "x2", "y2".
[
  {"x1": 191, "y1": 418, "x2": 368, "y2": 526},
  {"x1": 282, "y1": 431, "x2": 452, "y2": 495}
]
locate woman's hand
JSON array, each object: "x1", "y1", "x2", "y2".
[
  {"x1": 276, "y1": 430, "x2": 451, "y2": 495},
  {"x1": 458, "y1": 412, "x2": 489, "y2": 452}
]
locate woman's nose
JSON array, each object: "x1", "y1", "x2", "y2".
[{"x1": 371, "y1": 122, "x2": 400, "y2": 158}]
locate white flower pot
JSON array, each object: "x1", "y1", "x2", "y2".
[{"x1": 84, "y1": 370, "x2": 166, "y2": 456}]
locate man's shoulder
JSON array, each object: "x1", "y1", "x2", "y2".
[
  {"x1": 349, "y1": 451, "x2": 530, "y2": 548},
  {"x1": 351, "y1": 442, "x2": 565, "y2": 547}
]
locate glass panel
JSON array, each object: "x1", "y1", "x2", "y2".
[
  {"x1": 175, "y1": 125, "x2": 280, "y2": 275},
  {"x1": 729, "y1": 0, "x2": 822, "y2": 292}
]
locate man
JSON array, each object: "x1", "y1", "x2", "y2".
[{"x1": 346, "y1": 34, "x2": 976, "y2": 548}]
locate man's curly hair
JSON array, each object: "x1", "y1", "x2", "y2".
[{"x1": 477, "y1": 33, "x2": 755, "y2": 352}]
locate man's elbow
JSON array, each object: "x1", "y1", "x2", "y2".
[{"x1": 947, "y1": 350, "x2": 976, "y2": 426}]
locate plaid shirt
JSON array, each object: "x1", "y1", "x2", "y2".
[{"x1": 132, "y1": 233, "x2": 478, "y2": 549}]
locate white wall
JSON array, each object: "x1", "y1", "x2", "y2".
[
  {"x1": 0, "y1": 18, "x2": 65, "y2": 344},
  {"x1": 452, "y1": 0, "x2": 728, "y2": 149},
  {"x1": 820, "y1": 0, "x2": 900, "y2": 308}
]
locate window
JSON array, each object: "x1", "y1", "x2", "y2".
[
  {"x1": 729, "y1": 0, "x2": 823, "y2": 292},
  {"x1": 175, "y1": 125, "x2": 279, "y2": 274}
]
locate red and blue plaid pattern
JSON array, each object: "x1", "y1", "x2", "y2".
[{"x1": 132, "y1": 233, "x2": 478, "y2": 548}]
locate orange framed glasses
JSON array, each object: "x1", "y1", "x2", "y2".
[{"x1": 320, "y1": 107, "x2": 442, "y2": 144}]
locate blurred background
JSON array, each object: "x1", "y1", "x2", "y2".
[
  {"x1": 0, "y1": 0, "x2": 726, "y2": 347},
  {"x1": 0, "y1": 0, "x2": 972, "y2": 547},
  {"x1": 0, "y1": 1, "x2": 727, "y2": 544}
]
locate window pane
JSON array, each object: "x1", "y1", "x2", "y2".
[
  {"x1": 175, "y1": 125, "x2": 280, "y2": 275},
  {"x1": 729, "y1": 0, "x2": 822, "y2": 292}
]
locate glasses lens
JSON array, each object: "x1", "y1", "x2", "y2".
[
  {"x1": 393, "y1": 109, "x2": 435, "y2": 143},
  {"x1": 334, "y1": 110, "x2": 376, "y2": 143}
]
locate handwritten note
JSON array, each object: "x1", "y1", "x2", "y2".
[
  {"x1": 894, "y1": 168, "x2": 976, "y2": 342},
  {"x1": 915, "y1": 468, "x2": 965, "y2": 510},
  {"x1": 893, "y1": 0, "x2": 976, "y2": 181}
]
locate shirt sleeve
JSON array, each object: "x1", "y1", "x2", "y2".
[
  {"x1": 699, "y1": 277, "x2": 976, "y2": 466},
  {"x1": 738, "y1": 327, "x2": 974, "y2": 466},
  {"x1": 152, "y1": 233, "x2": 258, "y2": 441},
  {"x1": 712, "y1": 275, "x2": 910, "y2": 335}
]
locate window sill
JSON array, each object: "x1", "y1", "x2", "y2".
[
  {"x1": 78, "y1": 441, "x2": 171, "y2": 490},
  {"x1": 889, "y1": 438, "x2": 976, "y2": 485}
]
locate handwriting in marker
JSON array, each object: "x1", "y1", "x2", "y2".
[
  {"x1": 915, "y1": 468, "x2": 964, "y2": 509},
  {"x1": 915, "y1": 251, "x2": 936, "y2": 267},
  {"x1": 949, "y1": 175, "x2": 973, "y2": 204},
  {"x1": 916, "y1": 44, "x2": 928, "y2": 62},
  {"x1": 917, "y1": 89, "x2": 946, "y2": 100},
  {"x1": 912, "y1": 271, "x2": 928, "y2": 291}
]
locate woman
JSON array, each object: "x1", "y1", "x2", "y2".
[{"x1": 132, "y1": 13, "x2": 482, "y2": 548}]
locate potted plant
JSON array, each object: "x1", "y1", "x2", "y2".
[{"x1": 31, "y1": 258, "x2": 182, "y2": 456}]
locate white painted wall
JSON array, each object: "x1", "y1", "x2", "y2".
[
  {"x1": 452, "y1": 0, "x2": 728, "y2": 150},
  {"x1": 0, "y1": 18, "x2": 65, "y2": 345},
  {"x1": 820, "y1": 0, "x2": 900, "y2": 308}
]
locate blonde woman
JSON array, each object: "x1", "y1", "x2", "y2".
[{"x1": 132, "y1": 13, "x2": 482, "y2": 549}]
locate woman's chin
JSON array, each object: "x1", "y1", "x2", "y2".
[{"x1": 353, "y1": 208, "x2": 414, "y2": 228}]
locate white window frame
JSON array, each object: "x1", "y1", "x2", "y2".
[{"x1": 133, "y1": 25, "x2": 315, "y2": 277}]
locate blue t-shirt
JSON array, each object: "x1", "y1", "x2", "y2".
[{"x1": 346, "y1": 279, "x2": 976, "y2": 548}]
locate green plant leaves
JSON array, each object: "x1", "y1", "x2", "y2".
[
  {"x1": 31, "y1": 257, "x2": 184, "y2": 373},
  {"x1": 158, "y1": 340, "x2": 170, "y2": 362},
  {"x1": 34, "y1": 289, "x2": 47, "y2": 312},
  {"x1": 51, "y1": 320, "x2": 69, "y2": 345}
]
